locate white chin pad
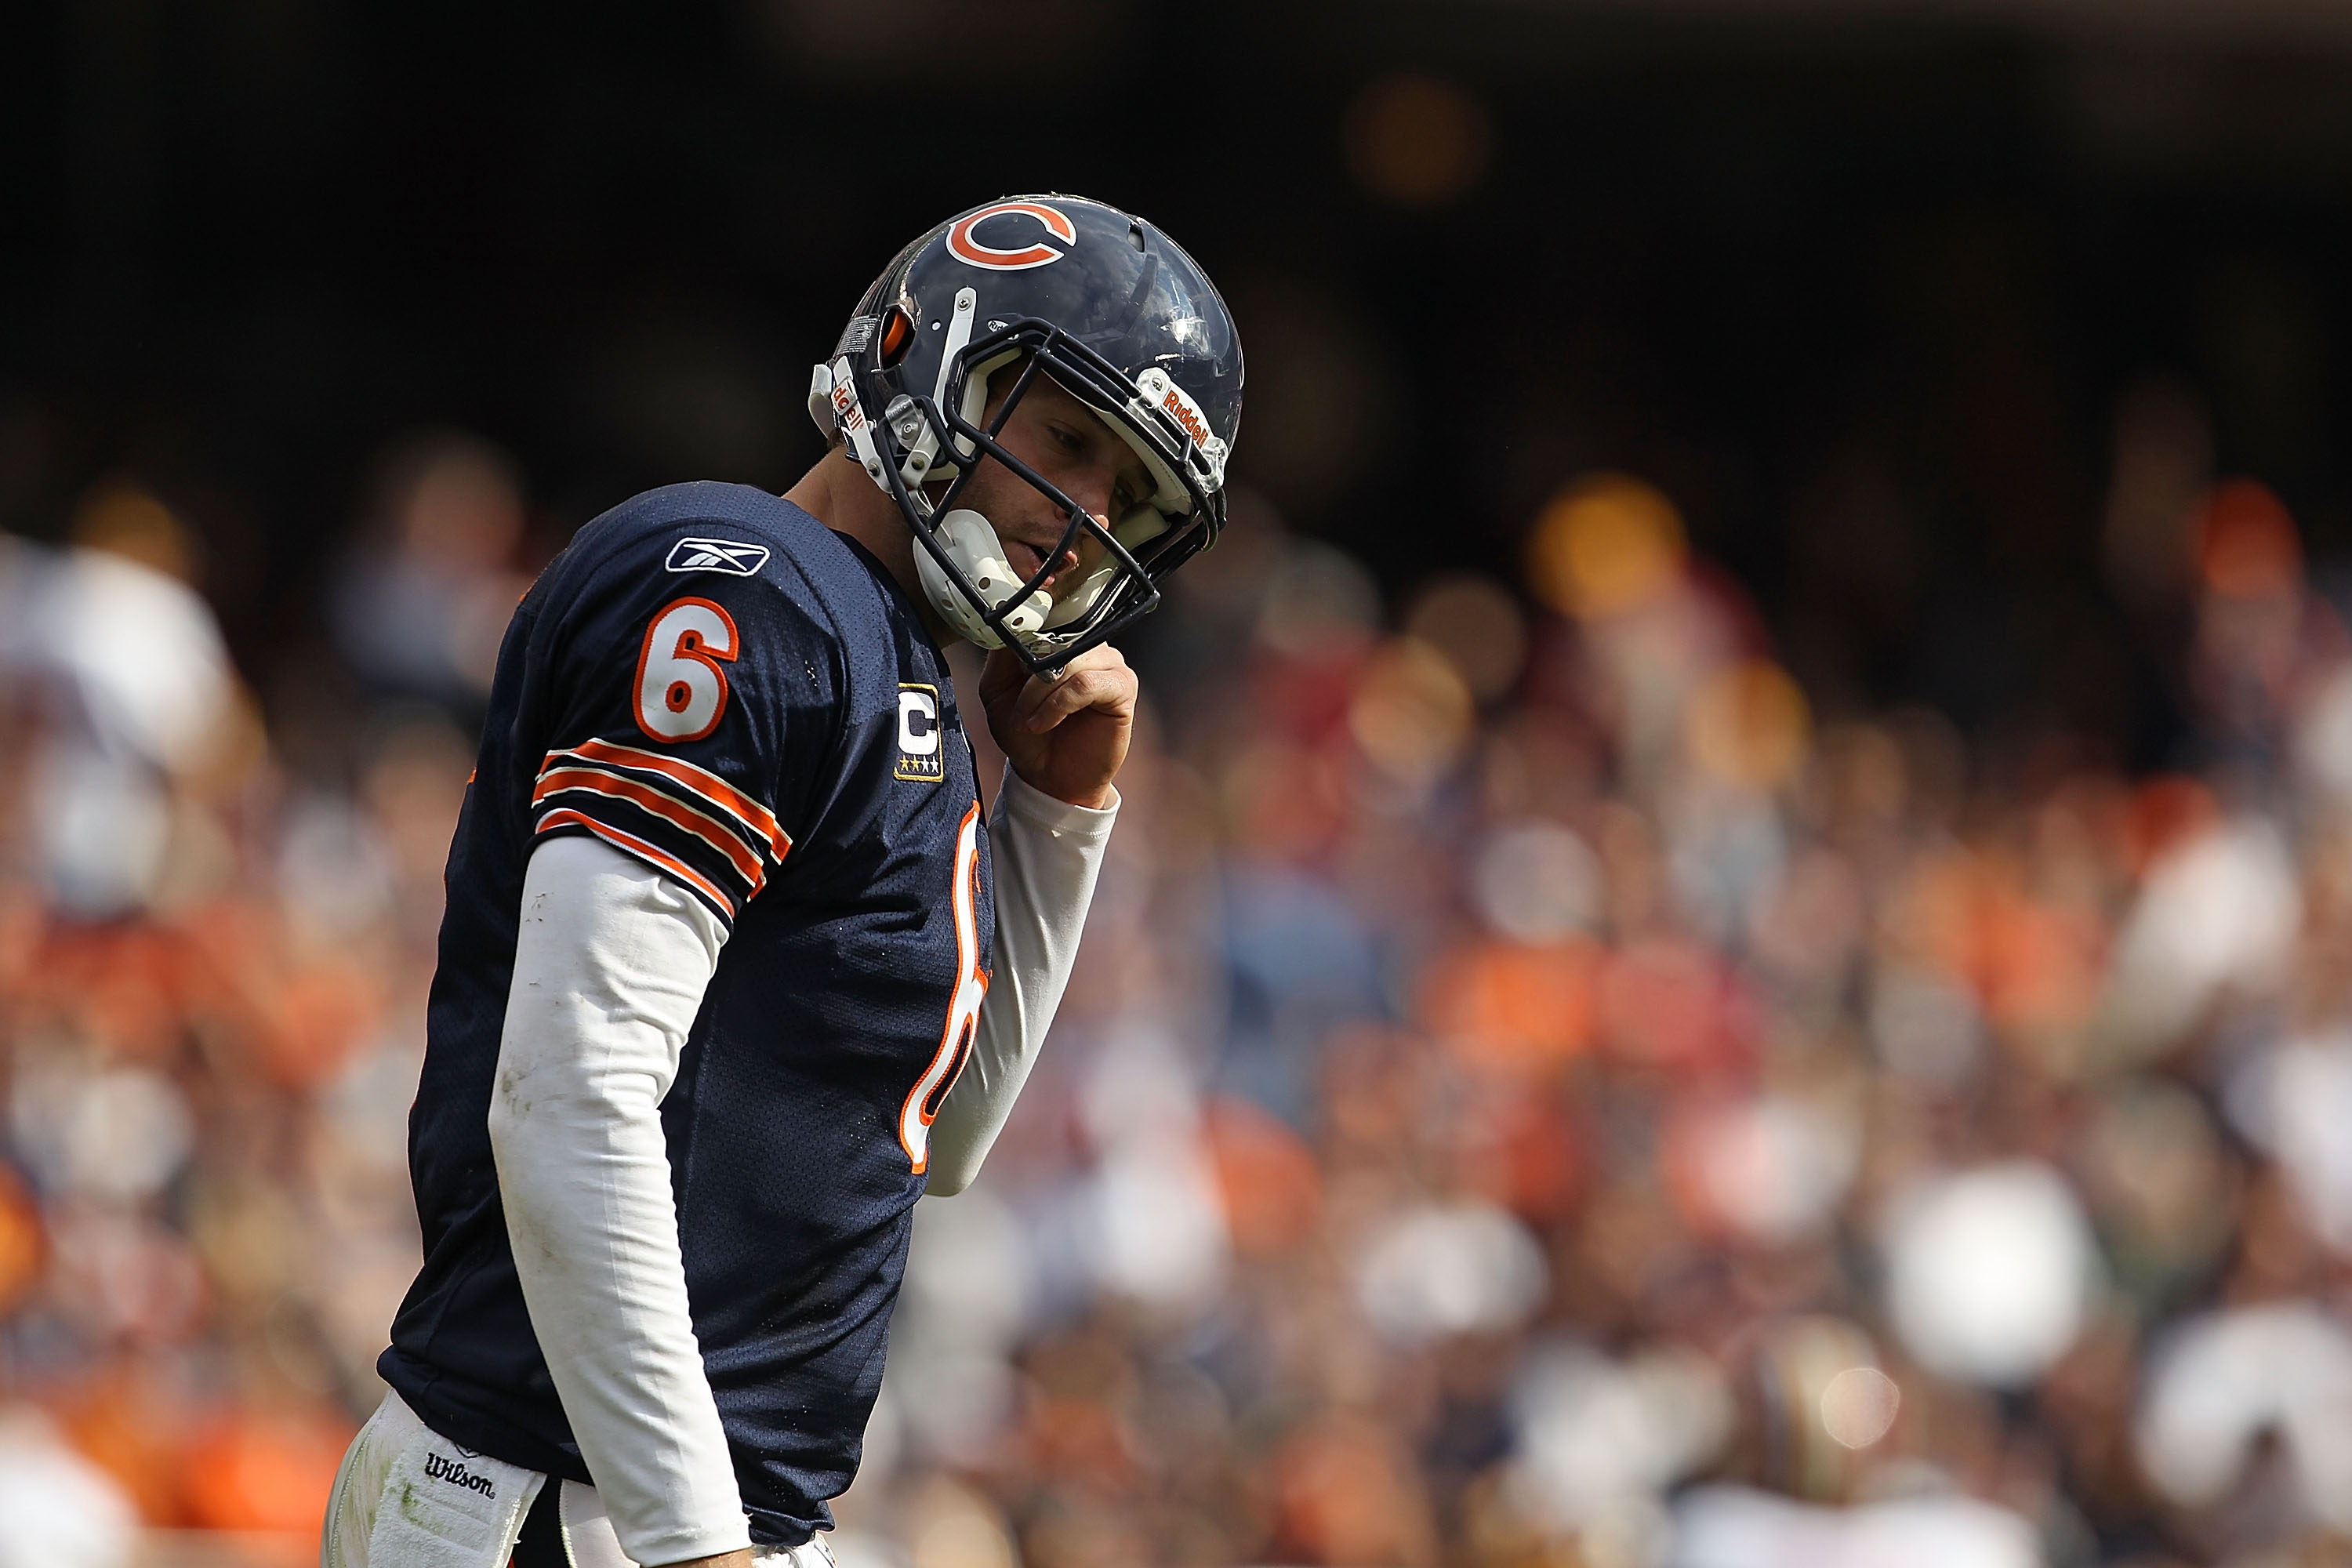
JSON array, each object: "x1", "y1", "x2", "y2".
[
  {"x1": 916, "y1": 509, "x2": 1052, "y2": 650},
  {"x1": 1042, "y1": 506, "x2": 1169, "y2": 630}
]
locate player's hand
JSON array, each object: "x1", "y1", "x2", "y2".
[
  {"x1": 979, "y1": 644, "x2": 1134, "y2": 811},
  {"x1": 654, "y1": 1552, "x2": 753, "y2": 1568}
]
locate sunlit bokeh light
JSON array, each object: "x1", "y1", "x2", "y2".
[
  {"x1": 2196, "y1": 477, "x2": 2301, "y2": 599},
  {"x1": 1349, "y1": 637, "x2": 1475, "y2": 786},
  {"x1": 1472, "y1": 818, "x2": 1602, "y2": 943},
  {"x1": 1404, "y1": 572, "x2": 1528, "y2": 703},
  {"x1": 1356, "y1": 1200, "x2": 1547, "y2": 1345},
  {"x1": 2137, "y1": 1301, "x2": 2352, "y2": 1532},
  {"x1": 70, "y1": 481, "x2": 198, "y2": 584},
  {"x1": 1817, "y1": 1366, "x2": 1900, "y2": 1450},
  {"x1": 1673, "y1": 1487, "x2": 2038, "y2": 1568},
  {"x1": 1748, "y1": 1316, "x2": 1882, "y2": 1493},
  {"x1": 1526, "y1": 474, "x2": 1689, "y2": 619},
  {"x1": 1686, "y1": 660, "x2": 1810, "y2": 790},
  {"x1": 2100, "y1": 813, "x2": 2299, "y2": 1059},
  {"x1": 1508, "y1": 1341, "x2": 1732, "y2": 1538},
  {"x1": 0, "y1": 1408, "x2": 136, "y2": 1568},
  {"x1": 1882, "y1": 1162, "x2": 2098, "y2": 1388},
  {"x1": 2237, "y1": 1031, "x2": 2352, "y2": 1258},
  {"x1": 1672, "y1": 1094, "x2": 1858, "y2": 1246}
]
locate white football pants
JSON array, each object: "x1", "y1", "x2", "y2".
[{"x1": 320, "y1": 1390, "x2": 836, "y2": 1568}]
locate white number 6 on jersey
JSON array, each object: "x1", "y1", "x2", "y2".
[{"x1": 634, "y1": 597, "x2": 739, "y2": 742}]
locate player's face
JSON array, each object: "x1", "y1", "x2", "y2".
[{"x1": 956, "y1": 368, "x2": 1156, "y2": 601}]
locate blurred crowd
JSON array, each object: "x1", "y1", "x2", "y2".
[{"x1": 5, "y1": 404, "x2": 2352, "y2": 1568}]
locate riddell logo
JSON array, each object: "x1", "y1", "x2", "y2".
[
  {"x1": 830, "y1": 379, "x2": 865, "y2": 431},
  {"x1": 423, "y1": 1451, "x2": 496, "y2": 1499},
  {"x1": 1160, "y1": 386, "x2": 1213, "y2": 450}
]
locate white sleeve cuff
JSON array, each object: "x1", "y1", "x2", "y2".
[{"x1": 995, "y1": 764, "x2": 1120, "y2": 837}]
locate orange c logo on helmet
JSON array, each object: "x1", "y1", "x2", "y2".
[{"x1": 946, "y1": 201, "x2": 1077, "y2": 271}]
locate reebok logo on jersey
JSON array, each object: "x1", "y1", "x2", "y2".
[
  {"x1": 423, "y1": 1450, "x2": 496, "y2": 1499},
  {"x1": 896, "y1": 684, "x2": 945, "y2": 782},
  {"x1": 665, "y1": 538, "x2": 771, "y2": 577}
]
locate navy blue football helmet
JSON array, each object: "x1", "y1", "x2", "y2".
[{"x1": 809, "y1": 194, "x2": 1243, "y2": 675}]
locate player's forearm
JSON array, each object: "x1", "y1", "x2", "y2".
[
  {"x1": 490, "y1": 836, "x2": 753, "y2": 1566},
  {"x1": 926, "y1": 764, "x2": 1117, "y2": 1196}
]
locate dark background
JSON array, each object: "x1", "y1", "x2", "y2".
[{"x1": 9, "y1": 0, "x2": 2352, "y2": 762}]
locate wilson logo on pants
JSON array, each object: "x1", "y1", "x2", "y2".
[{"x1": 423, "y1": 1450, "x2": 498, "y2": 1498}]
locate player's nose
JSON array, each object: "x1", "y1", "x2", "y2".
[{"x1": 1064, "y1": 460, "x2": 1123, "y2": 531}]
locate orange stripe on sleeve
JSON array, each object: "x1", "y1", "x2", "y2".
[
  {"x1": 534, "y1": 808, "x2": 737, "y2": 918},
  {"x1": 532, "y1": 768, "x2": 766, "y2": 895},
  {"x1": 552, "y1": 738, "x2": 791, "y2": 862}
]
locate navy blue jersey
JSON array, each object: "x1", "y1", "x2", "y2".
[{"x1": 379, "y1": 483, "x2": 993, "y2": 1547}]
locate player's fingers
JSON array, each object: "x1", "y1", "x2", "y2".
[
  {"x1": 1024, "y1": 660, "x2": 1135, "y2": 731},
  {"x1": 1014, "y1": 648, "x2": 1130, "y2": 726},
  {"x1": 1022, "y1": 677, "x2": 1104, "y2": 731},
  {"x1": 1011, "y1": 673, "x2": 1054, "y2": 728},
  {"x1": 1007, "y1": 664, "x2": 1068, "y2": 728},
  {"x1": 1058, "y1": 644, "x2": 1133, "y2": 693},
  {"x1": 980, "y1": 647, "x2": 1029, "y2": 709}
]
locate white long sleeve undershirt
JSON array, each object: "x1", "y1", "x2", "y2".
[
  {"x1": 927, "y1": 769, "x2": 1117, "y2": 1194},
  {"x1": 489, "y1": 766, "x2": 1113, "y2": 1563}
]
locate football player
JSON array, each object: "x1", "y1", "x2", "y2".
[{"x1": 319, "y1": 195, "x2": 1241, "y2": 1568}]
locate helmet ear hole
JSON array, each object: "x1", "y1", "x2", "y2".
[{"x1": 878, "y1": 303, "x2": 916, "y2": 368}]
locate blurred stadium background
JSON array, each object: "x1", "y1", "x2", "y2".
[{"x1": 11, "y1": 0, "x2": 2352, "y2": 1564}]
